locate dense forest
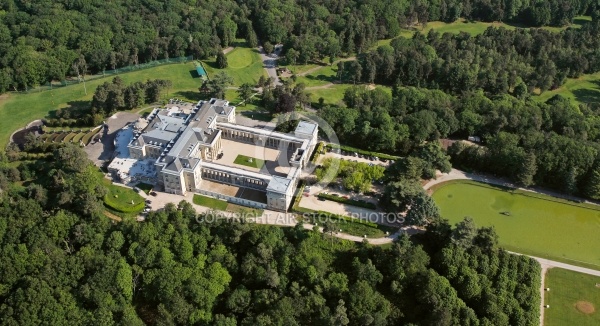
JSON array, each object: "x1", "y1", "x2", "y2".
[
  {"x1": 0, "y1": 0, "x2": 598, "y2": 92},
  {"x1": 0, "y1": 144, "x2": 540, "y2": 325},
  {"x1": 320, "y1": 82, "x2": 600, "y2": 198},
  {"x1": 341, "y1": 21, "x2": 600, "y2": 95}
]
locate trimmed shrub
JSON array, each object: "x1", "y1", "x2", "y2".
[
  {"x1": 316, "y1": 211, "x2": 379, "y2": 227},
  {"x1": 63, "y1": 132, "x2": 77, "y2": 143},
  {"x1": 54, "y1": 132, "x2": 68, "y2": 142},
  {"x1": 81, "y1": 127, "x2": 101, "y2": 145},
  {"x1": 290, "y1": 180, "x2": 306, "y2": 211},
  {"x1": 317, "y1": 193, "x2": 377, "y2": 209},
  {"x1": 72, "y1": 132, "x2": 86, "y2": 143},
  {"x1": 310, "y1": 142, "x2": 324, "y2": 165}
]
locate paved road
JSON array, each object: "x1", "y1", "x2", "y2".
[
  {"x1": 258, "y1": 44, "x2": 282, "y2": 86},
  {"x1": 508, "y1": 251, "x2": 600, "y2": 277}
]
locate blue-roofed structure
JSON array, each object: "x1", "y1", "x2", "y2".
[{"x1": 196, "y1": 65, "x2": 206, "y2": 77}]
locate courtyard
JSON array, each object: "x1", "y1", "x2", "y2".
[
  {"x1": 200, "y1": 180, "x2": 267, "y2": 204},
  {"x1": 216, "y1": 138, "x2": 293, "y2": 177}
]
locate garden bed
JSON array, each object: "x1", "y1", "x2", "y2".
[{"x1": 326, "y1": 143, "x2": 399, "y2": 160}]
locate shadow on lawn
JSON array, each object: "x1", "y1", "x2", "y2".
[
  {"x1": 189, "y1": 70, "x2": 201, "y2": 79},
  {"x1": 240, "y1": 110, "x2": 272, "y2": 122},
  {"x1": 171, "y1": 91, "x2": 206, "y2": 102},
  {"x1": 304, "y1": 73, "x2": 338, "y2": 84},
  {"x1": 47, "y1": 100, "x2": 91, "y2": 119},
  {"x1": 573, "y1": 17, "x2": 591, "y2": 26},
  {"x1": 203, "y1": 60, "x2": 219, "y2": 69},
  {"x1": 573, "y1": 84, "x2": 600, "y2": 104}
]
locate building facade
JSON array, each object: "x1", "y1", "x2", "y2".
[{"x1": 125, "y1": 98, "x2": 318, "y2": 211}]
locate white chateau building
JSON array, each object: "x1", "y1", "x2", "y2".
[{"x1": 119, "y1": 98, "x2": 318, "y2": 211}]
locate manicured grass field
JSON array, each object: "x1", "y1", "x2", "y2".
[
  {"x1": 0, "y1": 62, "x2": 203, "y2": 147},
  {"x1": 536, "y1": 71, "x2": 600, "y2": 106},
  {"x1": 233, "y1": 154, "x2": 265, "y2": 169},
  {"x1": 432, "y1": 180, "x2": 600, "y2": 269},
  {"x1": 202, "y1": 41, "x2": 266, "y2": 86},
  {"x1": 193, "y1": 194, "x2": 229, "y2": 211},
  {"x1": 544, "y1": 268, "x2": 600, "y2": 326},
  {"x1": 103, "y1": 179, "x2": 145, "y2": 214}
]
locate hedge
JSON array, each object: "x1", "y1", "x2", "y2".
[
  {"x1": 322, "y1": 211, "x2": 379, "y2": 228},
  {"x1": 317, "y1": 193, "x2": 377, "y2": 209},
  {"x1": 54, "y1": 132, "x2": 68, "y2": 142},
  {"x1": 16, "y1": 153, "x2": 53, "y2": 160},
  {"x1": 309, "y1": 142, "x2": 325, "y2": 165},
  {"x1": 326, "y1": 144, "x2": 400, "y2": 160},
  {"x1": 290, "y1": 180, "x2": 306, "y2": 211},
  {"x1": 302, "y1": 209, "x2": 379, "y2": 228},
  {"x1": 104, "y1": 195, "x2": 145, "y2": 213},
  {"x1": 72, "y1": 132, "x2": 86, "y2": 143},
  {"x1": 81, "y1": 127, "x2": 101, "y2": 145},
  {"x1": 63, "y1": 132, "x2": 77, "y2": 143}
]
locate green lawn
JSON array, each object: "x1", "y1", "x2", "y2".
[
  {"x1": 544, "y1": 268, "x2": 600, "y2": 326},
  {"x1": 233, "y1": 154, "x2": 265, "y2": 169},
  {"x1": 202, "y1": 40, "x2": 266, "y2": 86},
  {"x1": 224, "y1": 88, "x2": 262, "y2": 112},
  {"x1": 299, "y1": 209, "x2": 396, "y2": 238},
  {"x1": 135, "y1": 182, "x2": 154, "y2": 195},
  {"x1": 226, "y1": 203, "x2": 264, "y2": 217},
  {"x1": 193, "y1": 194, "x2": 229, "y2": 211},
  {"x1": 307, "y1": 84, "x2": 391, "y2": 107},
  {"x1": 535, "y1": 71, "x2": 600, "y2": 106},
  {"x1": 295, "y1": 65, "x2": 338, "y2": 87},
  {"x1": 309, "y1": 84, "x2": 352, "y2": 106},
  {"x1": 281, "y1": 63, "x2": 322, "y2": 75},
  {"x1": 103, "y1": 179, "x2": 145, "y2": 214},
  {"x1": 373, "y1": 16, "x2": 592, "y2": 49},
  {"x1": 0, "y1": 61, "x2": 203, "y2": 147},
  {"x1": 432, "y1": 180, "x2": 600, "y2": 269}
]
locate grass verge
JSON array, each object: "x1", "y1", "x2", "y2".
[{"x1": 193, "y1": 194, "x2": 229, "y2": 211}]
